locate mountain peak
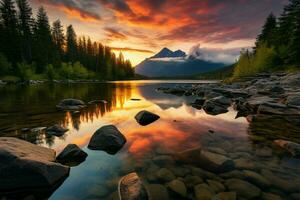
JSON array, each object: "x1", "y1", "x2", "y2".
[{"x1": 151, "y1": 48, "x2": 186, "y2": 59}]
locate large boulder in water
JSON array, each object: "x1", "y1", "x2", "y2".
[
  {"x1": 118, "y1": 172, "x2": 148, "y2": 200},
  {"x1": 56, "y1": 99, "x2": 86, "y2": 111},
  {"x1": 88, "y1": 125, "x2": 126, "y2": 154},
  {"x1": 202, "y1": 96, "x2": 230, "y2": 115},
  {"x1": 135, "y1": 110, "x2": 160, "y2": 126},
  {"x1": 56, "y1": 144, "x2": 88, "y2": 166},
  {"x1": 0, "y1": 137, "x2": 69, "y2": 196}
]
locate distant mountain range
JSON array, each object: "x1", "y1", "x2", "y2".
[{"x1": 135, "y1": 47, "x2": 227, "y2": 78}]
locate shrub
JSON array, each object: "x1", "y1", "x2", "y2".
[
  {"x1": 46, "y1": 64, "x2": 58, "y2": 80},
  {"x1": 0, "y1": 53, "x2": 12, "y2": 76},
  {"x1": 16, "y1": 63, "x2": 35, "y2": 81},
  {"x1": 72, "y1": 62, "x2": 89, "y2": 79}
]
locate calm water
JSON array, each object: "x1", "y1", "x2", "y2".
[{"x1": 0, "y1": 80, "x2": 299, "y2": 200}]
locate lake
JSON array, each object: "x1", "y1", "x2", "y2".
[{"x1": 0, "y1": 80, "x2": 299, "y2": 200}]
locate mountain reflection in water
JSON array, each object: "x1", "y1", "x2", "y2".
[{"x1": 0, "y1": 80, "x2": 299, "y2": 200}]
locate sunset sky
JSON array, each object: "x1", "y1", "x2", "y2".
[{"x1": 29, "y1": 0, "x2": 288, "y2": 65}]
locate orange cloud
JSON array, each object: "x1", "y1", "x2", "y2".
[
  {"x1": 110, "y1": 47, "x2": 154, "y2": 54},
  {"x1": 59, "y1": 6, "x2": 101, "y2": 23}
]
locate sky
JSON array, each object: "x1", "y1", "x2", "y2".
[{"x1": 29, "y1": 0, "x2": 288, "y2": 66}]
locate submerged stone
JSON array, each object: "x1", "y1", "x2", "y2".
[
  {"x1": 225, "y1": 178, "x2": 261, "y2": 199},
  {"x1": 56, "y1": 98, "x2": 86, "y2": 111},
  {"x1": 46, "y1": 125, "x2": 69, "y2": 137},
  {"x1": 146, "y1": 184, "x2": 169, "y2": 200},
  {"x1": 167, "y1": 179, "x2": 187, "y2": 197},
  {"x1": 118, "y1": 172, "x2": 148, "y2": 200},
  {"x1": 274, "y1": 139, "x2": 300, "y2": 157}
]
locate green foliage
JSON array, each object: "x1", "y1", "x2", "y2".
[
  {"x1": 16, "y1": 62, "x2": 34, "y2": 81},
  {"x1": 0, "y1": 53, "x2": 12, "y2": 75},
  {"x1": 46, "y1": 64, "x2": 56, "y2": 80},
  {"x1": 72, "y1": 62, "x2": 89, "y2": 79}
]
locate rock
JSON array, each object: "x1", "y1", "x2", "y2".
[
  {"x1": 175, "y1": 148, "x2": 234, "y2": 173},
  {"x1": 131, "y1": 98, "x2": 141, "y2": 101},
  {"x1": 212, "y1": 192, "x2": 236, "y2": 200},
  {"x1": 135, "y1": 110, "x2": 160, "y2": 126},
  {"x1": 258, "y1": 102, "x2": 300, "y2": 115},
  {"x1": 225, "y1": 179, "x2": 261, "y2": 199},
  {"x1": 30, "y1": 127, "x2": 47, "y2": 133},
  {"x1": 88, "y1": 125, "x2": 126, "y2": 154},
  {"x1": 56, "y1": 99, "x2": 86, "y2": 111},
  {"x1": 212, "y1": 88, "x2": 250, "y2": 98},
  {"x1": 56, "y1": 144, "x2": 88, "y2": 166},
  {"x1": 255, "y1": 147, "x2": 272, "y2": 157},
  {"x1": 118, "y1": 172, "x2": 148, "y2": 200},
  {"x1": 88, "y1": 100, "x2": 108, "y2": 104},
  {"x1": 245, "y1": 96, "x2": 276, "y2": 112},
  {"x1": 290, "y1": 193, "x2": 300, "y2": 200},
  {"x1": 184, "y1": 175, "x2": 204, "y2": 188},
  {"x1": 286, "y1": 95, "x2": 300, "y2": 107},
  {"x1": 234, "y1": 158, "x2": 256, "y2": 170},
  {"x1": 243, "y1": 170, "x2": 270, "y2": 188},
  {"x1": 280, "y1": 72, "x2": 300, "y2": 86},
  {"x1": 194, "y1": 184, "x2": 215, "y2": 200},
  {"x1": 191, "y1": 98, "x2": 206, "y2": 109},
  {"x1": 203, "y1": 96, "x2": 230, "y2": 115},
  {"x1": 146, "y1": 184, "x2": 169, "y2": 200},
  {"x1": 262, "y1": 192, "x2": 283, "y2": 200},
  {"x1": 45, "y1": 125, "x2": 69, "y2": 137},
  {"x1": 156, "y1": 168, "x2": 176, "y2": 182},
  {"x1": 167, "y1": 179, "x2": 187, "y2": 197},
  {"x1": 169, "y1": 167, "x2": 190, "y2": 177},
  {"x1": 0, "y1": 137, "x2": 69, "y2": 195},
  {"x1": 219, "y1": 170, "x2": 245, "y2": 179},
  {"x1": 274, "y1": 139, "x2": 300, "y2": 157},
  {"x1": 207, "y1": 180, "x2": 225, "y2": 193}
]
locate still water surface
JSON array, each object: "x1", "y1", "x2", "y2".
[{"x1": 0, "y1": 80, "x2": 299, "y2": 200}]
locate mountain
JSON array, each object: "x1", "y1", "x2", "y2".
[
  {"x1": 135, "y1": 48, "x2": 227, "y2": 78},
  {"x1": 151, "y1": 47, "x2": 186, "y2": 58}
]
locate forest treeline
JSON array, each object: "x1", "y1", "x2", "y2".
[
  {"x1": 0, "y1": 0, "x2": 134, "y2": 81},
  {"x1": 233, "y1": 0, "x2": 300, "y2": 78}
]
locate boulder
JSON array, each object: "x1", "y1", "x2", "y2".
[
  {"x1": 88, "y1": 125, "x2": 126, "y2": 154},
  {"x1": 118, "y1": 172, "x2": 148, "y2": 200},
  {"x1": 274, "y1": 140, "x2": 300, "y2": 157},
  {"x1": 194, "y1": 184, "x2": 215, "y2": 200},
  {"x1": 45, "y1": 125, "x2": 69, "y2": 137},
  {"x1": 167, "y1": 179, "x2": 187, "y2": 197},
  {"x1": 56, "y1": 144, "x2": 88, "y2": 166},
  {"x1": 156, "y1": 168, "x2": 176, "y2": 182},
  {"x1": 190, "y1": 98, "x2": 206, "y2": 110},
  {"x1": 225, "y1": 179, "x2": 261, "y2": 199},
  {"x1": 286, "y1": 95, "x2": 300, "y2": 107},
  {"x1": 243, "y1": 170, "x2": 270, "y2": 188},
  {"x1": 175, "y1": 148, "x2": 234, "y2": 173},
  {"x1": 0, "y1": 137, "x2": 69, "y2": 196},
  {"x1": 203, "y1": 97, "x2": 229, "y2": 116},
  {"x1": 245, "y1": 96, "x2": 276, "y2": 112},
  {"x1": 212, "y1": 88, "x2": 250, "y2": 98},
  {"x1": 280, "y1": 72, "x2": 300, "y2": 86},
  {"x1": 207, "y1": 180, "x2": 225, "y2": 193},
  {"x1": 56, "y1": 99, "x2": 86, "y2": 111},
  {"x1": 135, "y1": 110, "x2": 160, "y2": 126}
]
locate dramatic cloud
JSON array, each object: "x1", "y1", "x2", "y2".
[
  {"x1": 105, "y1": 28, "x2": 128, "y2": 40},
  {"x1": 188, "y1": 44, "x2": 240, "y2": 64}
]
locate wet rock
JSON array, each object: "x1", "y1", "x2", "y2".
[
  {"x1": 169, "y1": 167, "x2": 190, "y2": 177},
  {"x1": 118, "y1": 172, "x2": 148, "y2": 200},
  {"x1": 219, "y1": 170, "x2": 244, "y2": 179},
  {"x1": 225, "y1": 179, "x2": 261, "y2": 199},
  {"x1": 30, "y1": 126, "x2": 47, "y2": 133},
  {"x1": 207, "y1": 180, "x2": 225, "y2": 193},
  {"x1": 135, "y1": 110, "x2": 160, "y2": 126},
  {"x1": 191, "y1": 98, "x2": 205, "y2": 109},
  {"x1": 175, "y1": 148, "x2": 234, "y2": 173},
  {"x1": 245, "y1": 96, "x2": 276, "y2": 112},
  {"x1": 262, "y1": 192, "x2": 283, "y2": 200},
  {"x1": 243, "y1": 170, "x2": 270, "y2": 188},
  {"x1": 167, "y1": 179, "x2": 187, "y2": 197},
  {"x1": 212, "y1": 88, "x2": 250, "y2": 98},
  {"x1": 88, "y1": 125, "x2": 126, "y2": 154},
  {"x1": 203, "y1": 96, "x2": 230, "y2": 115},
  {"x1": 156, "y1": 168, "x2": 176, "y2": 182},
  {"x1": 280, "y1": 72, "x2": 300, "y2": 86},
  {"x1": 212, "y1": 192, "x2": 236, "y2": 200},
  {"x1": 0, "y1": 137, "x2": 69, "y2": 195},
  {"x1": 274, "y1": 139, "x2": 300, "y2": 157},
  {"x1": 45, "y1": 125, "x2": 69, "y2": 137},
  {"x1": 56, "y1": 144, "x2": 87, "y2": 166},
  {"x1": 56, "y1": 99, "x2": 86, "y2": 111},
  {"x1": 286, "y1": 95, "x2": 300, "y2": 107},
  {"x1": 194, "y1": 183, "x2": 215, "y2": 200},
  {"x1": 146, "y1": 184, "x2": 169, "y2": 200}
]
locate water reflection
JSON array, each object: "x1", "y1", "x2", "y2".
[{"x1": 0, "y1": 81, "x2": 300, "y2": 200}]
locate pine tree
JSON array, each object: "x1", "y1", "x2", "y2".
[
  {"x1": 66, "y1": 25, "x2": 77, "y2": 62},
  {"x1": 255, "y1": 13, "x2": 277, "y2": 48},
  {"x1": 33, "y1": 6, "x2": 53, "y2": 72},
  {"x1": 51, "y1": 19, "x2": 65, "y2": 61},
  {"x1": 0, "y1": 0, "x2": 21, "y2": 64},
  {"x1": 17, "y1": 0, "x2": 33, "y2": 62},
  {"x1": 289, "y1": 9, "x2": 300, "y2": 65}
]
